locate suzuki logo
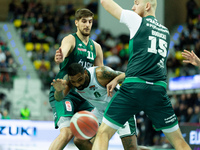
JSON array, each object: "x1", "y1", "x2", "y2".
[{"x1": 0, "y1": 126, "x2": 37, "y2": 136}]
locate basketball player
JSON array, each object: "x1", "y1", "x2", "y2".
[
  {"x1": 182, "y1": 50, "x2": 200, "y2": 67},
  {"x1": 51, "y1": 63, "x2": 149, "y2": 150},
  {"x1": 91, "y1": 0, "x2": 191, "y2": 150},
  {"x1": 48, "y1": 8, "x2": 104, "y2": 150}
]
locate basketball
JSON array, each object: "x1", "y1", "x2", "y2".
[{"x1": 70, "y1": 110, "x2": 99, "y2": 140}]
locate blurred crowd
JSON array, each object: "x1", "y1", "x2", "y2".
[
  {"x1": 0, "y1": 92, "x2": 11, "y2": 119},
  {"x1": 0, "y1": 0, "x2": 200, "y2": 147},
  {"x1": 167, "y1": 0, "x2": 200, "y2": 78},
  {"x1": 0, "y1": 31, "x2": 18, "y2": 84}
]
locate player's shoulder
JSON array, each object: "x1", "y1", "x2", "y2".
[
  {"x1": 87, "y1": 66, "x2": 97, "y2": 72},
  {"x1": 92, "y1": 40, "x2": 101, "y2": 48},
  {"x1": 96, "y1": 66, "x2": 113, "y2": 73},
  {"x1": 62, "y1": 34, "x2": 75, "y2": 43}
]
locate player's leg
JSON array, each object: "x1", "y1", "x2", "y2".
[
  {"x1": 118, "y1": 116, "x2": 150, "y2": 150},
  {"x1": 92, "y1": 83, "x2": 141, "y2": 150},
  {"x1": 163, "y1": 128, "x2": 191, "y2": 150},
  {"x1": 74, "y1": 138, "x2": 93, "y2": 150},
  {"x1": 121, "y1": 136, "x2": 150, "y2": 150},
  {"x1": 144, "y1": 84, "x2": 191, "y2": 150},
  {"x1": 49, "y1": 125, "x2": 73, "y2": 150},
  {"x1": 92, "y1": 122, "x2": 117, "y2": 150},
  {"x1": 118, "y1": 116, "x2": 138, "y2": 150},
  {"x1": 121, "y1": 135, "x2": 138, "y2": 150},
  {"x1": 49, "y1": 92, "x2": 76, "y2": 150}
]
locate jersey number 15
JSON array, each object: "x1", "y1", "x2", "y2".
[{"x1": 148, "y1": 36, "x2": 167, "y2": 57}]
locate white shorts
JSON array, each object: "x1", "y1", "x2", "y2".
[
  {"x1": 92, "y1": 108, "x2": 137, "y2": 138},
  {"x1": 57, "y1": 116, "x2": 71, "y2": 129}
]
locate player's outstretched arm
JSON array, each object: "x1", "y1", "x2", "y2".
[
  {"x1": 100, "y1": 0, "x2": 123, "y2": 20},
  {"x1": 51, "y1": 75, "x2": 71, "y2": 101},
  {"x1": 182, "y1": 50, "x2": 200, "y2": 67},
  {"x1": 54, "y1": 35, "x2": 75, "y2": 64}
]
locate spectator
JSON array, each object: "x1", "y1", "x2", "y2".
[
  {"x1": 7, "y1": 0, "x2": 17, "y2": 22},
  {"x1": 195, "y1": 93, "x2": 200, "y2": 106},
  {"x1": 2, "y1": 109, "x2": 10, "y2": 119},
  {"x1": 0, "y1": 48, "x2": 10, "y2": 83},
  {"x1": 189, "y1": 105, "x2": 200, "y2": 123},
  {"x1": 0, "y1": 48, "x2": 6, "y2": 65},
  {"x1": 20, "y1": 105, "x2": 31, "y2": 120},
  {"x1": 186, "y1": 0, "x2": 198, "y2": 22}
]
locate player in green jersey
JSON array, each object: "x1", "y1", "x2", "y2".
[
  {"x1": 92, "y1": 0, "x2": 191, "y2": 150},
  {"x1": 49, "y1": 8, "x2": 104, "y2": 150},
  {"x1": 182, "y1": 50, "x2": 200, "y2": 67}
]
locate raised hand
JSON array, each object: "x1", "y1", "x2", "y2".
[
  {"x1": 51, "y1": 78, "x2": 67, "y2": 92},
  {"x1": 54, "y1": 47, "x2": 63, "y2": 64},
  {"x1": 182, "y1": 50, "x2": 200, "y2": 67}
]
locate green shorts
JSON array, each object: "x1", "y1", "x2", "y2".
[
  {"x1": 104, "y1": 78, "x2": 178, "y2": 131},
  {"x1": 49, "y1": 86, "x2": 94, "y2": 128}
]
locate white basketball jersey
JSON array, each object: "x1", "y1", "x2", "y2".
[{"x1": 75, "y1": 67, "x2": 119, "y2": 112}]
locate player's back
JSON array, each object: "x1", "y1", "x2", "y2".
[{"x1": 126, "y1": 16, "x2": 170, "y2": 83}]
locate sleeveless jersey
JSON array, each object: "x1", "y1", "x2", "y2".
[
  {"x1": 50, "y1": 33, "x2": 96, "y2": 94},
  {"x1": 55, "y1": 33, "x2": 96, "y2": 80},
  {"x1": 75, "y1": 67, "x2": 118, "y2": 112},
  {"x1": 125, "y1": 16, "x2": 170, "y2": 82}
]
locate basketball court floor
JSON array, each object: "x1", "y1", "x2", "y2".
[{"x1": 0, "y1": 141, "x2": 174, "y2": 150}]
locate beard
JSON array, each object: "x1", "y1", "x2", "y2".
[
  {"x1": 80, "y1": 28, "x2": 91, "y2": 36},
  {"x1": 76, "y1": 76, "x2": 90, "y2": 90}
]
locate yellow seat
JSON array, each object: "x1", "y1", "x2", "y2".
[
  {"x1": 14, "y1": 19, "x2": 22, "y2": 28},
  {"x1": 175, "y1": 51, "x2": 183, "y2": 60},
  {"x1": 33, "y1": 60, "x2": 41, "y2": 70},
  {"x1": 33, "y1": 60, "x2": 51, "y2": 70},
  {"x1": 44, "y1": 61, "x2": 51, "y2": 70},
  {"x1": 25, "y1": 42, "x2": 34, "y2": 51},
  {"x1": 35, "y1": 43, "x2": 42, "y2": 51},
  {"x1": 42, "y1": 43, "x2": 50, "y2": 52}
]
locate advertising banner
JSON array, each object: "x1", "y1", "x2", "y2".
[{"x1": 180, "y1": 123, "x2": 200, "y2": 150}]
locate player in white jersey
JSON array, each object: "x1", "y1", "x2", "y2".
[{"x1": 51, "y1": 63, "x2": 149, "y2": 150}]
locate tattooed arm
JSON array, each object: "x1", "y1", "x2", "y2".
[
  {"x1": 96, "y1": 66, "x2": 126, "y2": 97},
  {"x1": 96, "y1": 66, "x2": 125, "y2": 87},
  {"x1": 51, "y1": 74, "x2": 71, "y2": 101}
]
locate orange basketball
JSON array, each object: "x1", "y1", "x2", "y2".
[{"x1": 70, "y1": 110, "x2": 99, "y2": 140}]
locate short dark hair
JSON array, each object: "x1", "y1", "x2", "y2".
[
  {"x1": 68, "y1": 63, "x2": 85, "y2": 76},
  {"x1": 75, "y1": 8, "x2": 94, "y2": 21}
]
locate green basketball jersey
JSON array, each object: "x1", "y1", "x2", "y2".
[
  {"x1": 126, "y1": 16, "x2": 170, "y2": 82},
  {"x1": 55, "y1": 33, "x2": 96, "y2": 80},
  {"x1": 50, "y1": 33, "x2": 96, "y2": 96}
]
